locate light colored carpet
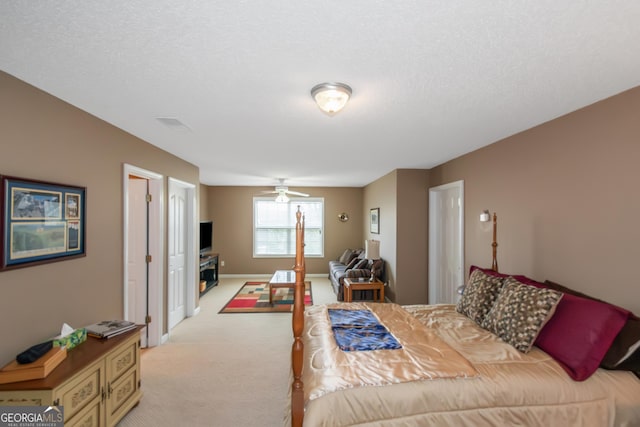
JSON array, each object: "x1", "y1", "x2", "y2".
[{"x1": 117, "y1": 276, "x2": 337, "y2": 427}]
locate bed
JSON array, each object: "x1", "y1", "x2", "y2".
[{"x1": 288, "y1": 210, "x2": 640, "y2": 426}]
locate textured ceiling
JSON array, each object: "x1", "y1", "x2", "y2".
[{"x1": 1, "y1": 1, "x2": 639, "y2": 188}]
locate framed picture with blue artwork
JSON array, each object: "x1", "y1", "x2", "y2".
[{"x1": 0, "y1": 175, "x2": 86, "y2": 270}]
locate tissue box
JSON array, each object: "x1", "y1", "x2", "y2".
[{"x1": 53, "y1": 328, "x2": 87, "y2": 350}]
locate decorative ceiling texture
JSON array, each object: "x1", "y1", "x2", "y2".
[{"x1": 2, "y1": 1, "x2": 639, "y2": 187}]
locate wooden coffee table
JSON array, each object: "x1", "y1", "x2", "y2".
[
  {"x1": 343, "y1": 278, "x2": 385, "y2": 303},
  {"x1": 269, "y1": 270, "x2": 296, "y2": 305}
]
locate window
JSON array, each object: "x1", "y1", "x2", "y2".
[{"x1": 253, "y1": 197, "x2": 324, "y2": 257}]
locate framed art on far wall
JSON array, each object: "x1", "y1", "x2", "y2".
[
  {"x1": 0, "y1": 175, "x2": 86, "y2": 271},
  {"x1": 370, "y1": 207, "x2": 380, "y2": 234}
]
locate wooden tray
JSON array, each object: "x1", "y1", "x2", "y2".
[{"x1": 0, "y1": 346, "x2": 67, "y2": 384}]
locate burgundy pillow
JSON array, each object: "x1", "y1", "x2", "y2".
[
  {"x1": 543, "y1": 280, "x2": 640, "y2": 373},
  {"x1": 534, "y1": 292, "x2": 629, "y2": 381}
]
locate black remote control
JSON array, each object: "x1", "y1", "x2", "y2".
[{"x1": 16, "y1": 341, "x2": 53, "y2": 364}]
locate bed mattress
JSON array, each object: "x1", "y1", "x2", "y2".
[{"x1": 296, "y1": 303, "x2": 640, "y2": 427}]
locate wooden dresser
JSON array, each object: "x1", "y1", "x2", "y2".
[{"x1": 0, "y1": 326, "x2": 143, "y2": 426}]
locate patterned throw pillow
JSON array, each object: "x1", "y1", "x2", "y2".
[
  {"x1": 344, "y1": 257, "x2": 360, "y2": 270},
  {"x1": 338, "y1": 249, "x2": 354, "y2": 265},
  {"x1": 482, "y1": 277, "x2": 563, "y2": 353},
  {"x1": 456, "y1": 269, "x2": 505, "y2": 325},
  {"x1": 354, "y1": 258, "x2": 370, "y2": 270}
]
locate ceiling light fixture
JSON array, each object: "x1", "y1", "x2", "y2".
[
  {"x1": 311, "y1": 82, "x2": 352, "y2": 115},
  {"x1": 275, "y1": 192, "x2": 290, "y2": 203}
]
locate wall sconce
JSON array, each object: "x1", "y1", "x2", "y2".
[
  {"x1": 311, "y1": 82, "x2": 352, "y2": 115},
  {"x1": 480, "y1": 210, "x2": 499, "y2": 272},
  {"x1": 337, "y1": 212, "x2": 349, "y2": 222}
]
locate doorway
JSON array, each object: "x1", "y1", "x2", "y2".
[
  {"x1": 168, "y1": 178, "x2": 196, "y2": 330},
  {"x1": 123, "y1": 164, "x2": 164, "y2": 347},
  {"x1": 428, "y1": 180, "x2": 464, "y2": 304}
]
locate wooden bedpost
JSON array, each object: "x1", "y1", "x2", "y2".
[
  {"x1": 491, "y1": 212, "x2": 498, "y2": 272},
  {"x1": 291, "y1": 207, "x2": 305, "y2": 427}
]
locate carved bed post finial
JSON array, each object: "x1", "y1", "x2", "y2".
[{"x1": 492, "y1": 212, "x2": 498, "y2": 272}]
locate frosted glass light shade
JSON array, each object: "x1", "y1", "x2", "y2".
[
  {"x1": 311, "y1": 82, "x2": 352, "y2": 115},
  {"x1": 275, "y1": 193, "x2": 289, "y2": 203}
]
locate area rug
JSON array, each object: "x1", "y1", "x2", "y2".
[{"x1": 219, "y1": 281, "x2": 313, "y2": 313}]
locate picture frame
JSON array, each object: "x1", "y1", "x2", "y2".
[
  {"x1": 370, "y1": 207, "x2": 380, "y2": 234},
  {"x1": 1, "y1": 175, "x2": 86, "y2": 270}
]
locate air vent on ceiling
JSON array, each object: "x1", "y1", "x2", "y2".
[{"x1": 155, "y1": 117, "x2": 191, "y2": 131}]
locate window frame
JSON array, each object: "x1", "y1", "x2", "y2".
[{"x1": 252, "y1": 197, "x2": 324, "y2": 258}]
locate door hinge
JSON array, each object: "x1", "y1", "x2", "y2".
[
  {"x1": 146, "y1": 194, "x2": 152, "y2": 203},
  {"x1": 146, "y1": 255, "x2": 152, "y2": 263},
  {"x1": 145, "y1": 315, "x2": 152, "y2": 324}
]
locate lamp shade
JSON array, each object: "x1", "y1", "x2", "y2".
[
  {"x1": 365, "y1": 239, "x2": 380, "y2": 260},
  {"x1": 311, "y1": 82, "x2": 352, "y2": 115}
]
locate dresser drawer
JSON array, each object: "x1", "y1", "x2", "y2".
[
  {"x1": 107, "y1": 366, "x2": 140, "y2": 422},
  {"x1": 106, "y1": 339, "x2": 137, "y2": 383},
  {"x1": 66, "y1": 396, "x2": 102, "y2": 427}
]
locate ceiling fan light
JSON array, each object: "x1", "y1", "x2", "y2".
[
  {"x1": 311, "y1": 82, "x2": 352, "y2": 115},
  {"x1": 275, "y1": 193, "x2": 289, "y2": 203}
]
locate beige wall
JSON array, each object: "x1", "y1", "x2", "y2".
[
  {"x1": 362, "y1": 169, "x2": 431, "y2": 305},
  {"x1": 363, "y1": 171, "x2": 398, "y2": 298},
  {"x1": 396, "y1": 169, "x2": 430, "y2": 304},
  {"x1": 3, "y1": 66, "x2": 637, "y2": 365},
  {"x1": 204, "y1": 186, "x2": 364, "y2": 274},
  {"x1": 199, "y1": 183, "x2": 209, "y2": 220},
  {"x1": 430, "y1": 86, "x2": 640, "y2": 314},
  {"x1": 0, "y1": 71, "x2": 200, "y2": 365}
]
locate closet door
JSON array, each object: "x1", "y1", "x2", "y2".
[{"x1": 429, "y1": 180, "x2": 464, "y2": 304}]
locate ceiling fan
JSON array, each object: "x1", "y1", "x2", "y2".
[{"x1": 260, "y1": 179, "x2": 309, "y2": 202}]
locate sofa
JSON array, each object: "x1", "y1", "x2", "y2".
[{"x1": 329, "y1": 248, "x2": 385, "y2": 301}]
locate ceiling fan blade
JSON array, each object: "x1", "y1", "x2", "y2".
[
  {"x1": 259, "y1": 190, "x2": 278, "y2": 194},
  {"x1": 286, "y1": 190, "x2": 309, "y2": 197}
]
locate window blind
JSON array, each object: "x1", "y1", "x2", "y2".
[{"x1": 253, "y1": 197, "x2": 324, "y2": 257}]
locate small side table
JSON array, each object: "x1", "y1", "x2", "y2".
[{"x1": 343, "y1": 278, "x2": 385, "y2": 303}]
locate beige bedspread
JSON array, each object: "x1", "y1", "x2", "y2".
[
  {"x1": 298, "y1": 304, "x2": 640, "y2": 427},
  {"x1": 303, "y1": 302, "x2": 477, "y2": 401}
]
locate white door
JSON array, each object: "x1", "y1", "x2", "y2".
[
  {"x1": 168, "y1": 185, "x2": 188, "y2": 329},
  {"x1": 127, "y1": 177, "x2": 149, "y2": 347},
  {"x1": 429, "y1": 180, "x2": 464, "y2": 304},
  {"x1": 123, "y1": 164, "x2": 164, "y2": 348}
]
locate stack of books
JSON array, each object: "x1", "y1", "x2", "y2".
[{"x1": 85, "y1": 320, "x2": 137, "y2": 339}]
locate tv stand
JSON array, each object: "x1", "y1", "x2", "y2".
[{"x1": 199, "y1": 253, "x2": 219, "y2": 295}]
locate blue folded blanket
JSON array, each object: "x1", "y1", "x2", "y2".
[{"x1": 328, "y1": 309, "x2": 402, "y2": 352}]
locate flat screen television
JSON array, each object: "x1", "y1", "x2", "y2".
[{"x1": 199, "y1": 221, "x2": 213, "y2": 256}]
